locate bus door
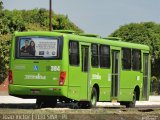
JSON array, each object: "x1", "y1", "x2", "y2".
[
  {"x1": 142, "y1": 53, "x2": 149, "y2": 100},
  {"x1": 80, "y1": 44, "x2": 90, "y2": 100},
  {"x1": 111, "y1": 50, "x2": 120, "y2": 100}
]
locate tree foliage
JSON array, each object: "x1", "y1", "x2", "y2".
[
  {"x1": 0, "y1": 1, "x2": 3, "y2": 11},
  {"x1": 110, "y1": 22, "x2": 160, "y2": 79},
  {"x1": 0, "y1": 34, "x2": 11, "y2": 83},
  {"x1": 0, "y1": 2, "x2": 83, "y2": 82}
]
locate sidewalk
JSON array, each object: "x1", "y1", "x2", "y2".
[
  {"x1": 97, "y1": 96, "x2": 160, "y2": 107},
  {"x1": 149, "y1": 96, "x2": 160, "y2": 102},
  {"x1": 0, "y1": 96, "x2": 36, "y2": 104}
]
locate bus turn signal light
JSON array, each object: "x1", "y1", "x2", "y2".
[
  {"x1": 8, "y1": 70, "x2": 13, "y2": 84},
  {"x1": 59, "y1": 71, "x2": 66, "y2": 86}
]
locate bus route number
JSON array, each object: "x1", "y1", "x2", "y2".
[{"x1": 51, "y1": 66, "x2": 60, "y2": 72}]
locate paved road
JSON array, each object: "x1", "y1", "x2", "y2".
[{"x1": 0, "y1": 95, "x2": 160, "y2": 108}]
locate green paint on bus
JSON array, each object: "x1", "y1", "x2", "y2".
[{"x1": 8, "y1": 31, "x2": 150, "y2": 108}]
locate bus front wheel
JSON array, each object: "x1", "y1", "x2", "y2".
[
  {"x1": 120, "y1": 91, "x2": 136, "y2": 108},
  {"x1": 90, "y1": 87, "x2": 97, "y2": 107}
]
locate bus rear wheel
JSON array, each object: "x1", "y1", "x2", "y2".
[
  {"x1": 78, "y1": 101, "x2": 90, "y2": 109},
  {"x1": 36, "y1": 97, "x2": 57, "y2": 108},
  {"x1": 78, "y1": 87, "x2": 97, "y2": 109},
  {"x1": 129, "y1": 91, "x2": 136, "y2": 108},
  {"x1": 120, "y1": 91, "x2": 136, "y2": 108}
]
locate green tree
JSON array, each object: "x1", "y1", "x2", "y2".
[
  {"x1": 0, "y1": 1, "x2": 3, "y2": 11},
  {"x1": 110, "y1": 22, "x2": 160, "y2": 79},
  {"x1": 0, "y1": 8, "x2": 83, "y2": 82},
  {"x1": 0, "y1": 34, "x2": 11, "y2": 83},
  {"x1": 0, "y1": 1, "x2": 4, "y2": 19}
]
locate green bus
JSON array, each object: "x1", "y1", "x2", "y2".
[{"x1": 8, "y1": 30, "x2": 150, "y2": 108}]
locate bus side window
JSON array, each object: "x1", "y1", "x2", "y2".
[
  {"x1": 91, "y1": 44, "x2": 99, "y2": 67},
  {"x1": 100, "y1": 45, "x2": 110, "y2": 68},
  {"x1": 132, "y1": 49, "x2": 141, "y2": 71},
  {"x1": 69, "y1": 41, "x2": 79, "y2": 66},
  {"x1": 122, "y1": 48, "x2": 131, "y2": 70}
]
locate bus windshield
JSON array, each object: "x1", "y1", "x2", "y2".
[{"x1": 16, "y1": 36, "x2": 62, "y2": 59}]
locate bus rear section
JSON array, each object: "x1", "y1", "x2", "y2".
[{"x1": 8, "y1": 33, "x2": 67, "y2": 107}]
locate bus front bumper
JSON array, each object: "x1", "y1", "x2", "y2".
[{"x1": 8, "y1": 84, "x2": 68, "y2": 98}]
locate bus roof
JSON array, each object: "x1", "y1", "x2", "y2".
[{"x1": 14, "y1": 31, "x2": 149, "y2": 51}]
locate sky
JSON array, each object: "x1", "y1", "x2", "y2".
[{"x1": 2, "y1": 0, "x2": 160, "y2": 37}]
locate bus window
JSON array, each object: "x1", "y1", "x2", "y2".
[
  {"x1": 100, "y1": 45, "x2": 110, "y2": 68},
  {"x1": 69, "y1": 41, "x2": 79, "y2": 66},
  {"x1": 91, "y1": 44, "x2": 99, "y2": 67},
  {"x1": 122, "y1": 48, "x2": 131, "y2": 70},
  {"x1": 132, "y1": 49, "x2": 141, "y2": 71},
  {"x1": 16, "y1": 36, "x2": 61, "y2": 59}
]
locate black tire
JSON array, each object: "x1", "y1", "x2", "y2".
[
  {"x1": 36, "y1": 98, "x2": 43, "y2": 108},
  {"x1": 78, "y1": 87, "x2": 98, "y2": 109},
  {"x1": 78, "y1": 101, "x2": 90, "y2": 109},
  {"x1": 36, "y1": 97, "x2": 57, "y2": 108},
  {"x1": 129, "y1": 91, "x2": 136, "y2": 108},
  {"x1": 90, "y1": 87, "x2": 97, "y2": 108},
  {"x1": 120, "y1": 91, "x2": 136, "y2": 108}
]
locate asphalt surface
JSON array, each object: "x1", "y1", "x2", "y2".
[
  {"x1": 0, "y1": 95, "x2": 160, "y2": 120},
  {"x1": 0, "y1": 95, "x2": 160, "y2": 109}
]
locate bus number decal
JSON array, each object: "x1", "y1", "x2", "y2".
[
  {"x1": 136, "y1": 76, "x2": 140, "y2": 81},
  {"x1": 108, "y1": 74, "x2": 111, "y2": 81},
  {"x1": 51, "y1": 66, "x2": 60, "y2": 72}
]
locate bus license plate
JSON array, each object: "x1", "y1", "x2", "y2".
[{"x1": 31, "y1": 89, "x2": 40, "y2": 94}]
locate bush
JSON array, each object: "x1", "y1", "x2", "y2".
[
  {"x1": 0, "y1": 34, "x2": 11, "y2": 83},
  {"x1": 150, "y1": 76, "x2": 160, "y2": 95}
]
